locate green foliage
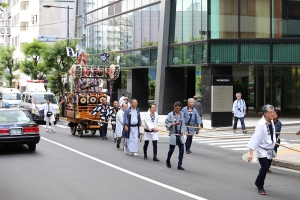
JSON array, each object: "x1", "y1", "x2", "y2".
[
  {"x1": 0, "y1": 46, "x2": 16, "y2": 87},
  {"x1": 148, "y1": 77, "x2": 156, "y2": 100},
  {"x1": 43, "y1": 39, "x2": 78, "y2": 95},
  {"x1": 0, "y1": 3, "x2": 9, "y2": 12},
  {"x1": 21, "y1": 39, "x2": 49, "y2": 79}
]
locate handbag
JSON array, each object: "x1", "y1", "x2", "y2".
[{"x1": 46, "y1": 111, "x2": 53, "y2": 117}]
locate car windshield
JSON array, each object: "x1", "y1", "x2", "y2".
[
  {"x1": 32, "y1": 94, "x2": 57, "y2": 104},
  {"x1": 2, "y1": 93, "x2": 21, "y2": 100},
  {"x1": 0, "y1": 110, "x2": 32, "y2": 124}
]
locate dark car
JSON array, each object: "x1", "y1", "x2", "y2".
[{"x1": 0, "y1": 108, "x2": 40, "y2": 151}]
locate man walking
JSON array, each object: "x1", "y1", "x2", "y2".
[
  {"x1": 143, "y1": 103, "x2": 159, "y2": 161},
  {"x1": 115, "y1": 103, "x2": 127, "y2": 149},
  {"x1": 193, "y1": 96, "x2": 203, "y2": 131},
  {"x1": 247, "y1": 105, "x2": 276, "y2": 195},
  {"x1": 165, "y1": 101, "x2": 187, "y2": 170},
  {"x1": 119, "y1": 93, "x2": 125, "y2": 106},
  {"x1": 232, "y1": 92, "x2": 247, "y2": 134},
  {"x1": 36, "y1": 99, "x2": 57, "y2": 132},
  {"x1": 181, "y1": 98, "x2": 202, "y2": 154},
  {"x1": 123, "y1": 99, "x2": 142, "y2": 156},
  {"x1": 107, "y1": 101, "x2": 120, "y2": 143},
  {"x1": 92, "y1": 97, "x2": 111, "y2": 140}
]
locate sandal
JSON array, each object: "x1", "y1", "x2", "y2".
[{"x1": 258, "y1": 188, "x2": 267, "y2": 195}]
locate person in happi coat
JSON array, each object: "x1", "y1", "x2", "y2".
[
  {"x1": 119, "y1": 93, "x2": 125, "y2": 106},
  {"x1": 181, "y1": 98, "x2": 202, "y2": 154},
  {"x1": 36, "y1": 99, "x2": 57, "y2": 132},
  {"x1": 247, "y1": 105, "x2": 276, "y2": 195},
  {"x1": 122, "y1": 99, "x2": 142, "y2": 156},
  {"x1": 92, "y1": 97, "x2": 112, "y2": 140},
  {"x1": 165, "y1": 101, "x2": 187, "y2": 170},
  {"x1": 143, "y1": 103, "x2": 159, "y2": 161},
  {"x1": 115, "y1": 103, "x2": 127, "y2": 149},
  {"x1": 107, "y1": 101, "x2": 120, "y2": 143}
]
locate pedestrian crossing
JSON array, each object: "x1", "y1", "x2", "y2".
[
  {"x1": 192, "y1": 132, "x2": 289, "y2": 151},
  {"x1": 39, "y1": 124, "x2": 69, "y2": 129}
]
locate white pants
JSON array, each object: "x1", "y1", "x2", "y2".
[{"x1": 45, "y1": 116, "x2": 55, "y2": 131}]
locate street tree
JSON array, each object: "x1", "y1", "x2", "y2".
[
  {"x1": 0, "y1": 2, "x2": 9, "y2": 12},
  {"x1": 43, "y1": 39, "x2": 78, "y2": 95},
  {"x1": 0, "y1": 46, "x2": 16, "y2": 87},
  {"x1": 21, "y1": 39, "x2": 49, "y2": 80}
]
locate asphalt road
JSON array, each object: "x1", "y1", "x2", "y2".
[{"x1": 0, "y1": 121, "x2": 299, "y2": 200}]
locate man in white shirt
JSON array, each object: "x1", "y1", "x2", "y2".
[
  {"x1": 232, "y1": 92, "x2": 247, "y2": 134},
  {"x1": 116, "y1": 102, "x2": 127, "y2": 149},
  {"x1": 247, "y1": 104, "x2": 276, "y2": 195},
  {"x1": 119, "y1": 93, "x2": 125, "y2": 106},
  {"x1": 36, "y1": 99, "x2": 57, "y2": 132}
]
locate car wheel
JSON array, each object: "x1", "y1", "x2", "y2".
[
  {"x1": 28, "y1": 144, "x2": 36, "y2": 151},
  {"x1": 70, "y1": 124, "x2": 77, "y2": 135},
  {"x1": 77, "y1": 123, "x2": 84, "y2": 137}
]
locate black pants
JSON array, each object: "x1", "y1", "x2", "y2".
[
  {"x1": 256, "y1": 157, "x2": 272, "y2": 189},
  {"x1": 185, "y1": 135, "x2": 193, "y2": 151},
  {"x1": 100, "y1": 123, "x2": 108, "y2": 137},
  {"x1": 143, "y1": 140, "x2": 158, "y2": 158},
  {"x1": 167, "y1": 144, "x2": 184, "y2": 167}
]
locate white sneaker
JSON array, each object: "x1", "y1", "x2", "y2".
[
  {"x1": 132, "y1": 153, "x2": 138, "y2": 157},
  {"x1": 46, "y1": 129, "x2": 49, "y2": 132}
]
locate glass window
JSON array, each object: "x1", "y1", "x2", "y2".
[
  {"x1": 272, "y1": 0, "x2": 300, "y2": 38},
  {"x1": 210, "y1": 0, "x2": 238, "y2": 39},
  {"x1": 0, "y1": 110, "x2": 31, "y2": 124},
  {"x1": 121, "y1": 0, "x2": 127, "y2": 13},
  {"x1": 193, "y1": 0, "x2": 202, "y2": 41},
  {"x1": 2, "y1": 93, "x2": 21, "y2": 100},
  {"x1": 133, "y1": 10, "x2": 142, "y2": 48},
  {"x1": 32, "y1": 94, "x2": 57, "y2": 104},
  {"x1": 150, "y1": 48, "x2": 158, "y2": 66},
  {"x1": 168, "y1": 47, "x2": 174, "y2": 65},
  {"x1": 194, "y1": 44, "x2": 202, "y2": 64},
  {"x1": 182, "y1": 0, "x2": 193, "y2": 42},
  {"x1": 209, "y1": 43, "x2": 238, "y2": 63},
  {"x1": 201, "y1": 0, "x2": 208, "y2": 39},
  {"x1": 183, "y1": 45, "x2": 193, "y2": 64},
  {"x1": 120, "y1": 14, "x2": 127, "y2": 50},
  {"x1": 143, "y1": 0, "x2": 151, "y2": 6},
  {"x1": 240, "y1": 0, "x2": 271, "y2": 38},
  {"x1": 113, "y1": 17, "x2": 121, "y2": 51},
  {"x1": 142, "y1": 7, "x2": 151, "y2": 47},
  {"x1": 127, "y1": 12, "x2": 134, "y2": 49},
  {"x1": 241, "y1": 43, "x2": 270, "y2": 63},
  {"x1": 202, "y1": 43, "x2": 207, "y2": 63},
  {"x1": 134, "y1": 50, "x2": 142, "y2": 66},
  {"x1": 128, "y1": 0, "x2": 135, "y2": 10},
  {"x1": 142, "y1": 50, "x2": 150, "y2": 66},
  {"x1": 135, "y1": 0, "x2": 141, "y2": 8},
  {"x1": 174, "y1": 0, "x2": 183, "y2": 43},
  {"x1": 127, "y1": 52, "x2": 134, "y2": 67},
  {"x1": 120, "y1": 53, "x2": 127, "y2": 67},
  {"x1": 173, "y1": 46, "x2": 183, "y2": 65},
  {"x1": 150, "y1": 4, "x2": 160, "y2": 46}
]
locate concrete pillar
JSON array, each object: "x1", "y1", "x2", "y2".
[
  {"x1": 154, "y1": 0, "x2": 171, "y2": 114},
  {"x1": 132, "y1": 69, "x2": 148, "y2": 111}
]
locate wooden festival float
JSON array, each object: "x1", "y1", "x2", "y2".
[{"x1": 66, "y1": 51, "x2": 120, "y2": 137}]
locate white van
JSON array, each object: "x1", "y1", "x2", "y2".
[
  {"x1": 19, "y1": 80, "x2": 59, "y2": 124},
  {"x1": 0, "y1": 88, "x2": 22, "y2": 108}
]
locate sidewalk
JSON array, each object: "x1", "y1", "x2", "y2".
[{"x1": 242, "y1": 144, "x2": 300, "y2": 171}]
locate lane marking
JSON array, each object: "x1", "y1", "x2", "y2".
[
  {"x1": 41, "y1": 137, "x2": 207, "y2": 200},
  {"x1": 209, "y1": 141, "x2": 249, "y2": 146},
  {"x1": 232, "y1": 148, "x2": 249, "y2": 151},
  {"x1": 196, "y1": 138, "x2": 249, "y2": 143},
  {"x1": 39, "y1": 125, "x2": 69, "y2": 129}
]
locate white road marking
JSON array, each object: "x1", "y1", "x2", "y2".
[
  {"x1": 39, "y1": 124, "x2": 69, "y2": 129},
  {"x1": 232, "y1": 148, "x2": 249, "y2": 151},
  {"x1": 209, "y1": 141, "x2": 249, "y2": 146},
  {"x1": 41, "y1": 137, "x2": 207, "y2": 200},
  {"x1": 289, "y1": 140, "x2": 300, "y2": 142},
  {"x1": 196, "y1": 138, "x2": 249, "y2": 143},
  {"x1": 219, "y1": 144, "x2": 249, "y2": 148}
]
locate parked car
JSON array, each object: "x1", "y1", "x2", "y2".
[{"x1": 0, "y1": 107, "x2": 40, "y2": 151}]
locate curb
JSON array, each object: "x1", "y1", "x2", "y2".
[{"x1": 272, "y1": 159, "x2": 300, "y2": 171}]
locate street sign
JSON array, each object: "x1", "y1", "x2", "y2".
[{"x1": 38, "y1": 35, "x2": 58, "y2": 42}]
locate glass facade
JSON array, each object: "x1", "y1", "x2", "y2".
[{"x1": 76, "y1": 0, "x2": 300, "y2": 114}]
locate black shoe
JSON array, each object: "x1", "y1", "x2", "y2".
[
  {"x1": 153, "y1": 158, "x2": 160, "y2": 162},
  {"x1": 117, "y1": 144, "x2": 120, "y2": 149},
  {"x1": 243, "y1": 130, "x2": 247, "y2": 134},
  {"x1": 166, "y1": 160, "x2": 171, "y2": 168},
  {"x1": 144, "y1": 155, "x2": 148, "y2": 160},
  {"x1": 102, "y1": 137, "x2": 105, "y2": 140},
  {"x1": 177, "y1": 166, "x2": 185, "y2": 170}
]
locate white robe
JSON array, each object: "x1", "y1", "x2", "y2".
[
  {"x1": 115, "y1": 109, "x2": 124, "y2": 138},
  {"x1": 143, "y1": 111, "x2": 159, "y2": 141},
  {"x1": 126, "y1": 108, "x2": 139, "y2": 153},
  {"x1": 38, "y1": 103, "x2": 56, "y2": 122}
]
